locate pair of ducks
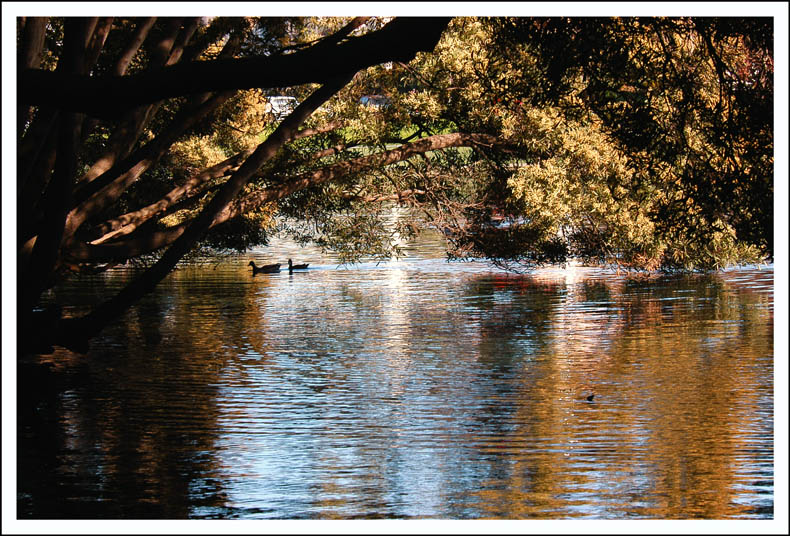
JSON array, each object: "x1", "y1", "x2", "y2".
[{"x1": 248, "y1": 258, "x2": 309, "y2": 275}]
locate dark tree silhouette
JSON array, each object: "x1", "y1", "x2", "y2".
[
  {"x1": 17, "y1": 16, "x2": 452, "y2": 354},
  {"x1": 16, "y1": 16, "x2": 772, "y2": 356}
]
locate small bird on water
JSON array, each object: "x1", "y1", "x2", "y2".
[
  {"x1": 288, "y1": 258, "x2": 309, "y2": 272},
  {"x1": 586, "y1": 394, "x2": 595, "y2": 401},
  {"x1": 248, "y1": 260, "x2": 281, "y2": 274}
]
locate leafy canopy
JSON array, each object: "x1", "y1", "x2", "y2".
[
  {"x1": 237, "y1": 17, "x2": 772, "y2": 271},
  {"x1": 15, "y1": 15, "x2": 774, "y2": 354}
]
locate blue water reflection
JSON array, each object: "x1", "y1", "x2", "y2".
[{"x1": 20, "y1": 233, "x2": 774, "y2": 519}]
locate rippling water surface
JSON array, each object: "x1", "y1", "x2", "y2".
[{"x1": 18, "y1": 233, "x2": 774, "y2": 519}]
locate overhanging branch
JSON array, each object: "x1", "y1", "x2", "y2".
[
  {"x1": 67, "y1": 132, "x2": 503, "y2": 262},
  {"x1": 20, "y1": 17, "x2": 452, "y2": 119}
]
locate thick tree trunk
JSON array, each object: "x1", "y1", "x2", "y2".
[
  {"x1": 19, "y1": 18, "x2": 93, "y2": 355},
  {"x1": 20, "y1": 113, "x2": 82, "y2": 311},
  {"x1": 20, "y1": 17, "x2": 93, "y2": 277},
  {"x1": 18, "y1": 111, "x2": 59, "y2": 249},
  {"x1": 17, "y1": 17, "x2": 48, "y2": 138}
]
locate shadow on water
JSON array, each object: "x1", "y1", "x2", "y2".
[{"x1": 18, "y1": 252, "x2": 774, "y2": 519}]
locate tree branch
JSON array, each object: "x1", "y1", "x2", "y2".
[
  {"x1": 59, "y1": 74, "x2": 357, "y2": 350},
  {"x1": 68, "y1": 132, "x2": 501, "y2": 262},
  {"x1": 17, "y1": 17, "x2": 48, "y2": 138},
  {"x1": 20, "y1": 17, "x2": 452, "y2": 118},
  {"x1": 114, "y1": 17, "x2": 157, "y2": 76},
  {"x1": 76, "y1": 18, "x2": 190, "y2": 184},
  {"x1": 342, "y1": 188, "x2": 427, "y2": 203},
  {"x1": 20, "y1": 18, "x2": 95, "y2": 318},
  {"x1": 64, "y1": 90, "x2": 236, "y2": 241},
  {"x1": 84, "y1": 121, "x2": 346, "y2": 243},
  {"x1": 84, "y1": 17, "x2": 114, "y2": 73}
]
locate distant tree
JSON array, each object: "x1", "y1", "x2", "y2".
[{"x1": 16, "y1": 16, "x2": 772, "y2": 355}]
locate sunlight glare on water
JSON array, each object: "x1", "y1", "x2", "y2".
[{"x1": 19, "y1": 231, "x2": 774, "y2": 520}]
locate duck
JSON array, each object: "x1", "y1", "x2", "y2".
[
  {"x1": 586, "y1": 394, "x2": 595, "y2": 402},
  {"x1": 288, "y1": 258, "x2": 309, "y2": 272},
  {"x1": 248, "y1": 261, "x2": 281, "y2": 274}
]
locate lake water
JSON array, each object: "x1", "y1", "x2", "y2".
[{"x1": 17, "y1": 232, "x2": 775, "y2": 520}]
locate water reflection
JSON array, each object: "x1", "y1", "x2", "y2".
[{"x1": 18, "y1": 243, "x2": 773, "y2": 519}]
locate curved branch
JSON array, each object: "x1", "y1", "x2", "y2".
[
  {"x1": 86, "y1": 121, "x2": 347, "y2": 242},
  {"x1": 89, "y1": 152, "x2": 249, "y2": 244},
  {"x1": 20, "y1": 17, "x2": 452, "y2": 118},
  {"x1": 68, "y1": 133, "x2": 502, "y2": 262},
  {"x1": 226, "y1": 133, "x2": 501, "y2": 218}
]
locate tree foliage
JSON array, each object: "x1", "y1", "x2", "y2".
[
  {"x1": 16, "y1": 15, "x2": 773, "y2": 354},
  {"x1": 368, "y1": 17, "x2": 772, "y2": 272}
]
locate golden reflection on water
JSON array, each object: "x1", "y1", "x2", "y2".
[
  {"x1": 20, "y1": 259, "x2": 773, "y2": 519},
  {"x1": 464, "y1": 269, "x2": 773, "y2": 519}
]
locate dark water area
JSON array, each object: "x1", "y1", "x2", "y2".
[{"x1": 16, "y1": 235, "x2": 775, "y2": 520}]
